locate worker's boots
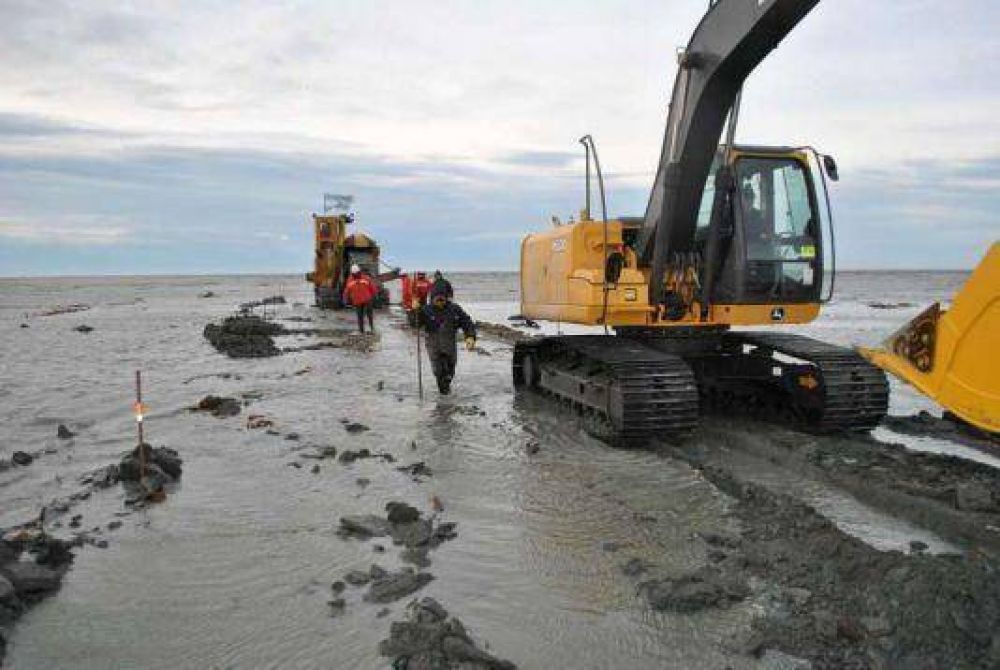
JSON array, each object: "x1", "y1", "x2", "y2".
[{"x1": 437, "y1": 375, "x2": 452, "y2": 395}]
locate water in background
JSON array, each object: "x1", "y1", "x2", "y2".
[{"x1": 0, "y1": 271, "x2": 972, "y2": 669}]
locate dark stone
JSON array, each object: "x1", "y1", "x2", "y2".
[
  {"x1": 640, "y1": 567, "x2": 749, "y2": 613},
  {"x1": 192, "y1": 395, "x2": 241, "y2": 418},
  {"x1": 0, "y1": 562, "x2": 65, "y2": 596},
  {"x1": 310, "y1": 465, "x2": 320, "y2": 474},
  {"x1": 525, "y1": 441, "x2": 540, "y2": 455},
  {"x1": 338, "y1": 515, "x2": 391, "y2": 538},
  {"x1": 74, "y1": 325, "x2": 94, "y2": 333},
  {"x1": 344, "y1": 422, "x2": 370, "y2": 434},
  {"x1": 69, "y1": 515, "x2": 82, "y2": 529},
  {"x1": 285, "y1": 433, "x2": 300, "y2": 441},
  {"x1": 118, "y1": 443, "x2": 182, "y2": 481},
  {"x1": 331, "y1": 581, "x2": 346, "y2": 594},
  {"x1": 11, "y1": 452, "x2": 33, "y2": 466},
  {"x1": 396, "y1": 462, "x2": 433, "y2": 478},
  {"x1": 364, "y1": 569, "x2": 434, "y2": 604},
  {"x1": 356, "y1": 478, "x2": 371, "y2": 487},
  {"x1": 379, "y1": 597, "x2": 517, "y2": 669},
  {"x1": 95, "y1": 540, "x2": 108, "y2": 549},
  {"x1": 328, "y1": 597, "x2": 346, "y2": 615},
  {"x1": 386, "y1": 502, "x2": 421, "y2": 524},
  {"x1": 203, "y1": 315, "x2": 284, "y2": 358},
  {"x1": 107, "y1": 521, "x2": 123, "y2": 531},
  {"x1": 369, "y1": 564, "x2": 388, "y2": 580},
  {"x1": 601, "y1": 541, "x2": 621, "y2": 553},
  {"x1": 344, "y1": 570, "x2": 370, "y2": 586},
  {"x1": 909, "y1": 540, "x2": 929, "y2": 553},
  {"x1": 56, "y1": 424, "x2": 75, "y2": 439}
]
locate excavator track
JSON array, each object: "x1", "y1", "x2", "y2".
[
  {"x1": 695, "y1": 331, "x2": 890, "y2": 433},
  {"x1": 513, "y1": 336, "x2": 699, "y2": 445}
]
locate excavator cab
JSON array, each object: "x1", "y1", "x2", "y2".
[{"x1": 701, "y1": 148, "x2": 830, "y2": 308}]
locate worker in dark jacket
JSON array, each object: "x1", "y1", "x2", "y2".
[
  {"x1": 418, "y1": 284, "x2": 476, "y2": 395},
  {"x1": 342, "y1": 264, "x2": 377, "y2": 333},
  {"x1": 431, "y1": 270, "x2": 454, "y2": 300}
]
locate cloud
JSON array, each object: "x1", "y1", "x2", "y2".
[
  {"x1": 0, "y1": 215, "x2": 132, "y2": 245},
  {"x1": 0, "y1": 2, "x2": 997, "y2": 275}
]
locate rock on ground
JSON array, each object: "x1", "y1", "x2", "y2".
[
  {"x1": 364, "y1": 568, "x2": 434, "y2": 604},
  {"x1": 380, "y1": 597, "x2": 516, "y2": 669},
  {"x1": 640, "y1": 566, "x2": 749, "y2": 613},
  {"x1": 118, "y1": 443, "x2": 183, "y2": 492},
  {"x1": 203, "y1": 315, "x2": 284, "y2": 358},
  {"x1": 191, "y1": 395, "x2": 242, "y2": 418},
  {"x1": 56, "y1": 424, "x2": 75, "y2": 439}
]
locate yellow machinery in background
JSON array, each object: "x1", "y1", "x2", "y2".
[
  {"x1": 861, "y1": 243, "x2": 1000, "y2": 435},
  {"x1": 305, "y1": 212, "x2": 394, "y2": 309}
]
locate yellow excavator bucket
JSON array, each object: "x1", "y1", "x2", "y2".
[{"x1": 860, "y1": 242, "x2": 1000, "y2": 434}]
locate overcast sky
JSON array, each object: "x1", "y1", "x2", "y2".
[{"x1": 0, "y1": 0, "x2": 997, "y2": 275}]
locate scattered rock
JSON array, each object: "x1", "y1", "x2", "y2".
[
  {"x1": 11, "y1": 451, "x2": 33, "y2": 467},
  {"x1": 107, "y1": 521, "x2": 123, "y2": 531},
  {"x1": 199, "y1": 291, "x2": 216, "y2": 298},
  {"x1": 909, "y1": 540, "x2": 928, "y2": 554},
  {"x1": 338, "y1": 515, "x2": 391, "y2": 538},
  {"x1": 344, "y1": 570, "x2": 371, "y2": 586},
  {"x1": 525, "y1": 441, "x2": 540, "y2": 455},
  {"x1": 118, "y1": 443, "x2": 182, "y2": 482},
  {"x1": 69, "y1": 515, "x2": 82, "y2": 529},
  {"x1": 73, "y1": 325, "x2": 94, "y2": 333},
  {"x1": 300, "y1": 446, "x2": 338, "y2": 460},
  {"x1": 246, "y1": 415, "x2": 274, "y2": 430},
  {"x1": 338, "y1": 449, "x2": 394, "y2": 464},
  {"x1": 376, "y1": 607, "x2": 390, "y2": 619},
  {"x1": 331, "y1": 580, "x2": 346, "y2": 594},
  {"x1": 640, "y1": 566, "x2": 749, "y2": 613},
  {"x1": 373, "y1": 544, "x2": 385, "y2": 553},
  {"x1": 0, "y1": 561, "x2": 66, "y2": 596},
  {"x1": 56, "y1": 424, "x2": 75, "y2": 439},
  {"x1": 601, "y1": 541, "x2": 621, "y2": 553},
  {"x1": 310, "y1": 465, "x2": 320, "y2": 474},
  {"x1": 285, "y1": 432, "x2": 300, "y2": 441},
  {"x1": 328, "y1": 597, "x2": 346, "y2": 615},
  {"x1": 356, "y1": 478, "x2": 371, "y2": 488},
  {"x1": 396, "y1": 462, "x2": 433, "y2": 479},
  {"x1": 191, "y1": 395, "x2": 242, "y2": 418},
  {"x1": 343, "y1": 422, "x2": 370, "y2": 434},
  {"x1": 203, "y1": 315, "x2": 284, "y2": 358},
  {"x1": 364, "y1": 568, "x2": 434, "y2": 604},
  {"x1": 379, "y1": 597, "x2": 517, "y2": 669},
  {"x1": 386, "y1": 502, "x2": 421, "y2": 525}
]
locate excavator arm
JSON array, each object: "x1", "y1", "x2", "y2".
[{"x1": 639, "y1": 0, "x2": 819, "y2": 306}]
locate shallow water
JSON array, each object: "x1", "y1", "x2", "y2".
[{"x1": 0, "y1": 270, "x2": 976, "y2": 668}]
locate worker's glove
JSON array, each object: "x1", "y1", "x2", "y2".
[
  {"x1": 464, "y1": 337, "x2": 476, "y2": 351},
  {"x1": 411, "y1": 298, "x2": 420, "y2": 309}
]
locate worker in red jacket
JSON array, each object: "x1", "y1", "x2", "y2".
[{"x1": 342, "y1": 264, "x2": 377, "y2": 333}]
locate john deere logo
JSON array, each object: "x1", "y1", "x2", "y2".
[{"x1": 771, "y1": 307, "x2": 785, "y2": 322}]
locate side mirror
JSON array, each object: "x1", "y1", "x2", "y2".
[{"x1": 822, "y1": 155, "x2": 840, "y2": 182}]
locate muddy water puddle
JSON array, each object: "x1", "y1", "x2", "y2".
[{"x1": 4, "y1": 285, "x2": 757, "y2": 669}]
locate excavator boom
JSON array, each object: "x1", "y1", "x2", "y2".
[{"x1": 640, "y1": 0, "x2": 819, "y2": 304}]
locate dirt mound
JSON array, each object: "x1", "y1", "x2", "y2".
[
  {"x1": 883, "y1": 411, "x2": 999, "y2": 449},
  {"x1": 203, "y1": 315, "x2": 285, "y2": 358}
]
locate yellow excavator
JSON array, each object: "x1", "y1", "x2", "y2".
[
  {"x1": 513, "y1": 0, "x2": 997, "y2": 443},
  {"x1": 860, "y1": 244, "x2": 1000, "y2": 436}
]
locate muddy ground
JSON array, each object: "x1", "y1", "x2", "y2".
[{"x1": 4, "y1": 288, "x2": 1000, "y2": 669}]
